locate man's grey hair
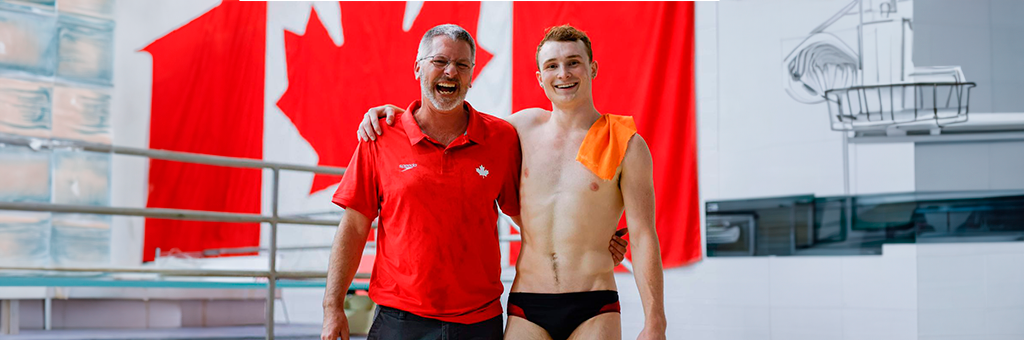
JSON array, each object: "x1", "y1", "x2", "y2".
[{"x1": 416, "y1": 24, "x2": 476, "y2": 62}]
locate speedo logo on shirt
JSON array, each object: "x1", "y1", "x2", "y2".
[{"x1": 399, "y1": 163, "x2": 417, "y2": 172}]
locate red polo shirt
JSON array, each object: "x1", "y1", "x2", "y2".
[{"x1": 332, "y1": 100, "x2": 521, "y2": 324}]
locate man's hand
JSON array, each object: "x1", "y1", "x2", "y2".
[
  {"x1": 610, "y1": 229, "x2": 628, "y2": 266},
  {"x1": 321, "y1": 306, "x2": 350, "y2": 340},
  {"x1": 356, "y1": 104, "x2": 405, "y2": 141}
]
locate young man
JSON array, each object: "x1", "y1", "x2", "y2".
[
  {"x1": 357, "y1": 26, "x2": 666, "y2": 340},
  {"x1": 323, "y1": 25, "x2": 628, "y2": 340}
]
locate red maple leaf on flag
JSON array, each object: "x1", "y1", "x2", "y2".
[{"x1": 277, "y1": 2, "x2": 492, "y2": 194}]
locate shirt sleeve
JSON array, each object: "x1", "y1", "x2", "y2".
[
  {"x1": 332, "y1": 141, "x2": 380, "y2": 220},
  {"x1": 496, "y1": 132, "x2": 522, "y2": 216}
]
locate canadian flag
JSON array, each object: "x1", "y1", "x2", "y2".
[{"x1": 137, "y1": 1, "x2": 699, "y2": 268}]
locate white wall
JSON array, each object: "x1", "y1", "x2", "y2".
[
  {"x1": 693, "y1": 2, "x2": 1024, "y2": 339},
  {"x1": 648, "y1": 241, "x2": 1024, "y2": 340},
  {"x1": 917, "y1": 242, "x2": 1024, "y2": 340},
  {"x1": 613, "y1": 244, "x2": 917, "y2": 340}
]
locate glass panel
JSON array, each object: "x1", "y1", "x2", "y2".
[
  {"x1": 52, "y1": 84, "x2": 110, "y2": 143},
  {"x1": 0, "y1": 77, "x2": 52, "y2": 138},
  {"x1": 0, "y1": 144, "x2": 51, "y2": 202},
  {"x1": 0, "y1": 211, "x2": 51, "y2": 266},
  {"x1": 706, "y1": 190, "x2": 1024, "y2": 256},
  {"x1": 706, "y1": 214, "x2": 755, "y2": 256},
  {"x1": 0, "y1": 0, "x2": 55, "y2": 14},
  {"x1": 56, "y1": 0, "x2": 112, "y2": 19},
  {"x1": 0, "y1": 9, "x2": 57, "y2": 76},
  {"x1": 56, "y1": 14, "x2": 113, "y2": 85},
  {"x1": 51, "y1": 213, "x2": 110, "y2": 266},
  {"x1": 52, "y1": 148, "x2": 110, "y2": 206}
]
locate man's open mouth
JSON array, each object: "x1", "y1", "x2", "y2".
[
  {"x1": 553, "y1": 82, "x2": 578, "y2": 90},
  {"x1": 435, "y1": 82, "x2": 458, "y2": 95}
]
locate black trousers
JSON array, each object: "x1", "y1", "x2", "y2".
[{"x1": 366, "y1": 305, "x2": 503, "y2": 340}]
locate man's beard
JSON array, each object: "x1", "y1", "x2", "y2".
[{"x1": 421, "y1": 74, "x2": 464, "y2": 111}]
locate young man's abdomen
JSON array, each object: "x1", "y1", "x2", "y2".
[{"x1": 512, "y1": 244, "x2": 617, "y2": 294}]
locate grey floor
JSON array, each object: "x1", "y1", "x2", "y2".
[{"x1": 0, "y1": 324, "x2": 366, "y2": 340}]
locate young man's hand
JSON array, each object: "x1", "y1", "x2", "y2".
[
  {"x1": 357, "y1": 104, "x2": 405, "y2": 141},
  {"x1": 321, "y1": 306, "x2": 350, "y2": 340}
]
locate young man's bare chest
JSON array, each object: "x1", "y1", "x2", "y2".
[{"x1": 518, "y1": 122, "x2": 624, "y2": 218}]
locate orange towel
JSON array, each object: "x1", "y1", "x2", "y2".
[{"x1": 576, "y1": 114, "x2": 637, "y2": 180}]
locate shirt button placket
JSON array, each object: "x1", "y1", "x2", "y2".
[{"x1": 443, "y1": 149, "x2": 451, "y2": 175}]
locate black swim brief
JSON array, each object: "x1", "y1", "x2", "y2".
[{"x1": 507, "y1": 290, "x2": 620, "y2": 340}]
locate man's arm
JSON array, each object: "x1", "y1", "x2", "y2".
[
  {"x1": 620, "y1": 135, "x2": 666, "y2": 340},
  {"x1": 356, "y1": 105, "x2": 544, "y2": 141},
  {"x1": 321, "y1": 208, "x2": 373, "y2": 340}
]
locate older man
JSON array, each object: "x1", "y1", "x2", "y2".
[
  {"x1": 322, "y1": 24, "x2": 626, "y2": 340},
  {"x1": 356, "y1": 25, "x2": 667, "y2": 340}
]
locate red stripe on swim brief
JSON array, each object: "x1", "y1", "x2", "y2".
[
  {"x1": 598, "y1": 301, "x2": 620, "y2": 314},
  {"x1": 507, "y1": 303, "x2": 526, "y2": 318}
]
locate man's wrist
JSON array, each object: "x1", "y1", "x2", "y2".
[
  {"x1": 323, "y1": 296, "x2": 346, "y2": 309},
  {"x1": 644, "y1": 315, "x2": 667, "y2": 331}
]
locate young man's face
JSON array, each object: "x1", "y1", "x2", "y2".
[
  {"x1": 536, "y1": 40, "x2": 598, "y2": 107},
  {"x1": 415, "y1": 36, "x2": 474, "y2": 112}
]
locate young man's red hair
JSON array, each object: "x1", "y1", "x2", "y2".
[{"x1": 535, "y1": 25, "x2": 594, "y2": 69}]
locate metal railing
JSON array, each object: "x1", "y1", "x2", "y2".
[{"x1": 0, "y1": 134, "x2": 348, "y2": 340}]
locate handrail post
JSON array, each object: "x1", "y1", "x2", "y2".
[{"x1": 267, "y1": 167, "x2": 280, "y2": 340}]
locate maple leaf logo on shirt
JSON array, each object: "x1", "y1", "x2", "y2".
[
  {"x1": 476, "y1": 165, "x2": 489, "y2": 178},
  {"x1": 276, "y1": 2, "x2": 492, "y2": 194}
]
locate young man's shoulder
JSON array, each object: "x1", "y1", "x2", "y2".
[
  {"x1": 501, "y1": 108, "x2": 547, "y2": 133},
  {"x1": 623, "y1": 133, "x2": 652, "y2": 170}
]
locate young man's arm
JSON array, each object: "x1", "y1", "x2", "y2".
[
  {"x1": 620, "y1": 135, "x2": 666, "y2": 340},
  {"x1": 321, "y1": 208, "x2": 373, "y2": 340}
]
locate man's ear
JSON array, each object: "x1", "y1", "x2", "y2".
[
  {"x1": 414, "y1": 60, "x2": 421, "y2": 79},
  {"x1": 591, "y1": 60, "x2": 599, "y2": 79},
  {"x1": 536, "y1": 70, "x2": 543, "y2": 88}
]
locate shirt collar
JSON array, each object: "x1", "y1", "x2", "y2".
[{"x1": 401, "y1": 100, "x2": 486, "y2": 146}]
